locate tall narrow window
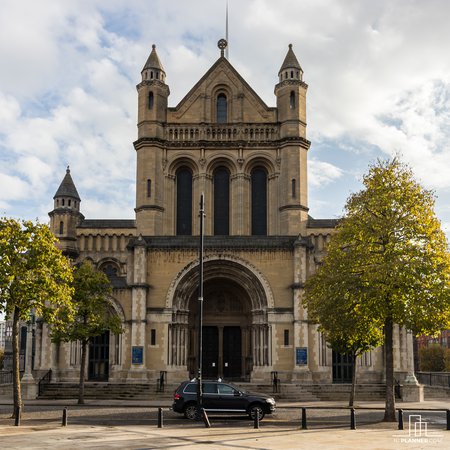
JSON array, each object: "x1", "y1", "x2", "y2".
[
  {"x1": 284, "y1": 329, "x2": 290, "y2": 346},
  {"x1": 290, "y1": 91, "x2": 296, "y2": 109},
  {"x1": 151, "y1": 329, "x2": 156, "y2": 346},
  {"x1": 213, "y1": 166, "x2": 230, "y2": 235},
  {"x1": 147, "y1": 179, "x2": 152, "y2": 198},
  {"x1": 148, "y1": 92, "x2": 154, "y2": 109},
  {"x1": 59, "y1": 221, "x2": 64, "y2": 234},
  {"x1": 216, "y1": 93, "x2": 227, "y2": 123},
  {"x1": 251, "y1": 167, "x2": 267, "y2": 235},
  {"x1": 176, "y1": 167, "x2": 192, "y2": 235},
  {"x1": 291, "y1": 178, "x2": 296, "y2": 198}
]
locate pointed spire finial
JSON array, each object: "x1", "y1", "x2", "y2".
[
  {"x1": 66, "y1": 165, "x2": 70, "y2": 173},
  {"x1": 218, "y1": 38, "x2": 228, "y2": 57}
]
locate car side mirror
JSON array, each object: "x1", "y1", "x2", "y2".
[{"x1": 234, "y1": 390, "x2": 242, "y2": 396}]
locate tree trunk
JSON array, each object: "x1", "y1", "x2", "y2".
[
  {"x1": 349, "y1": 351, "x2": 357, "y2": 407},
  {"x1": 78, "y1": 340, "x2": 87, "y2": 405},
  {"x1": 383, "y1": 316, "x2": 396, "y2": 421},
  {"x1": 12, "y1": 306, "x2": 22, "y2": 418}
]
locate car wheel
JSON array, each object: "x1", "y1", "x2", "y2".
[
  {"x1": 184, "y1": 404, "x2": 199, "y2": 420},
  {"x1": 248, "y1": 404, "x2": 265, "y2": 421}
]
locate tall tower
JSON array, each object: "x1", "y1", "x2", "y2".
[
  {"x1": 275, "y1": 44, "x2": 310, "y2": 234},
  {"x1": 134, "y1": 45, "x2": 170, "y2": 235},
  {"x1": 48, "y1": 167, "x2": 84, "y2": 258}
]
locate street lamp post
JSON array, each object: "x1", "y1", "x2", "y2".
[{"x1": 196, "y1": 193, "x2": 210, "y2": 427}]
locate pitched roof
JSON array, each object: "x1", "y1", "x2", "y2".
[
  {"x1": 170, "y1": 55, "x2": 274, "y2": 115},
  {"x1": 78, "y1": 219, "x2": 136, "y2": 229},
  {"x1": 53, "y1": 167, "x2": 80, "y2": 200}
]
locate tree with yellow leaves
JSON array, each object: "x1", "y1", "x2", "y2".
[{"x1": 305, "y1": 159, "x2": 450, "y2": 421}]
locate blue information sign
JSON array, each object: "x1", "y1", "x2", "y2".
[
  {"x1": 132, "y1": 346, "x2": 143, "y2": 364},
  {"x1": 296, "y1": 347, "x2": 308, "y2": 365}
]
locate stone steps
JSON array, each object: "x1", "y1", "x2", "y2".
[
  {"x1": 38, "y1": 381, "x2": 392, "y2": 402},
  {"x1": 310, "y1": 384, "x2": 387, "y2": 401},
  {"x1": 424, "y1": 386, "x2": 450, "y2": 399},
  {"x1": 38, "y1": 382, "x2": 177, "y2": 400}
]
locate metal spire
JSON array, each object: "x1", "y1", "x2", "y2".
[{"x1": 225, "y1": 1, "x2": 229, "y2": 59}]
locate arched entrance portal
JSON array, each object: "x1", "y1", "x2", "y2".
[
  {"x1": 189, "y1": 279, "x2": 251, "y2": 380},
  {"x1": 168, "y1": 257, "x2": 273, "y2": 381}
]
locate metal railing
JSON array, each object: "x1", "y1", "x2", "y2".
[
  {"x1": 416, "y1": 371, "x2": 450, "y2": 388},
  {"x1": 0, "y1": 370, "x2": 13, "y2": 385},
  {"x1": 38, "y1": 369, "x2": 52, "y2": 396}
]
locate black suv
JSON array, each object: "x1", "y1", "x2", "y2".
[{"x1": 172, "y1": 379, "x2": 276, "y2": 420}]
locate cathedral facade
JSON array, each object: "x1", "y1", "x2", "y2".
[{"x1": 37, "y1": 41, "x2": 415, "y2": 385}]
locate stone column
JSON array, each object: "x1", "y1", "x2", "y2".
[
  {"x1": 292, "y1": 239, "x2": 312, "y2": 381},
  {"x1": 21, "y1": 319, "x2": 37, "y2": 399},
  {"x1": 401, "y1": 329, "x2": 423, "y2": 402},
  {"x1": 231, "y1": 172, "x2": 246, "y2": 235},
  {"x1": 127, "y1": 235, "x2": 148, "y2": 381}
]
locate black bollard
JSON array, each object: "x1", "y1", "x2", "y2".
[
  {"x1": 350, "y1": 408, "x2": 356, "y2": 430},
  {"x1": 14, "y1": 406, "x2": 21, "y2": 426},
  {"x1": 301, "y1": 407, "x2": 307, "y2": 430},
  {"x1": 62, "y1": 407, "x2": 68, "y2": 426},
  {"x1": 254, "y1": 411, "x2": 260, "y2": 429},
  {"x1": 157, "y1": 407, "x2": 163, "y2": 428},
  {"x1": 398, "y1": 409, "x2": 403, "y2": 430},
  {"x1": 447, "y1": 409, "x2": 450, "y2": 431}
]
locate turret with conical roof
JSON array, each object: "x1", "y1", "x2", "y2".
[
  {"x1": 53, "y1": 166, "x2": 81, "y2": 203},
  {"x1": 136, "y1": 44, "x2": 170, "y2": 140},
  {"x1": 274, "y1": 45, "x2": 310, "y2": 232},
  {"x1": 278, "y1": 43, "x2": 304, "y2": 82},
  {"x1": 49, "y1": 166, "x2": 84, "y2": 258},
  {"x1": 134, "y1": 45, "x2": 171, "y2": 235},
  {"x1": 274, "y1": 44, "x2": 308, "y2": 139},
  {"x1": 142, "y1": 44, "x2": 167, "y2": 82}
]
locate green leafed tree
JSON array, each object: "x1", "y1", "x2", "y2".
[
  {"x1": 52, "y1": 260, "x2": 122, "y2": 404},
  {"x1": 419, "y1": 344, "x2": 446, "y2": 372},
  {"x1": 0, "y1": 218, "x2": 74, "y2": 417},
  {"x1": 305, "y1": 263, "x2": 384, "y2": 406},
  {"x1": 304, "y1": 159, "x2": 450, "y2": 421}
]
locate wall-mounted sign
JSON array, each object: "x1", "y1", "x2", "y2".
[
  {"x1": 132, "y1": 346, "x2": 143, "y2": 364},
  {"x1": 296, "y1": 347, "x2": 308, "y2": 365}
]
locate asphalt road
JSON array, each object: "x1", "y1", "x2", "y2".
[
  {"x1": 0, "y1": 402, "x2": 448, "y2": 449},
  {"x1": 0, "y1": 404, "x2": 447, "y2": 430}
]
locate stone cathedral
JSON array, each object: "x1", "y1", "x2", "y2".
[{"x1": 37, "y1": 41, "x2": 415, "y2": 387}]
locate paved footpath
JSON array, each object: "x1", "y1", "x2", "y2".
[{"x1": 0, "y1": 397, "x2": 448, "y2": 449}]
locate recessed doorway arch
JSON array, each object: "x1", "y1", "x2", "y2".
[{"x1": 168, "y1": 256, "x2": 273, "y2": 380}]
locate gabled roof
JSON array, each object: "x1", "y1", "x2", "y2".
[
  {"x1": 54, "y1": 167, "x2": 80, "y2": 200},
  {"x1": 170, "y1": 55, "x2": 274, "y2": 116}
]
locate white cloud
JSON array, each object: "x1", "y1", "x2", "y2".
[
  {"x1": 0, "y1": 0, "x2": 449, "y2": 238},
  {"x1": 309, "y1": 160, "x2": 343, "y2": 187},
  {"x1": 0, "y1": 173, "x2": 30, "y2": 202}
]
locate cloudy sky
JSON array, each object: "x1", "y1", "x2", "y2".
[{"x1": 1, "y1": 0, "x2": 449, "y2": 237}]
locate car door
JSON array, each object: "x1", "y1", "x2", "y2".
[
  {"x1": 201, "y1": 382, "x2": 218, "y2": 410},
  {"x1": 217, "y1": 383, "x2": 246, "y2": 412}
]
